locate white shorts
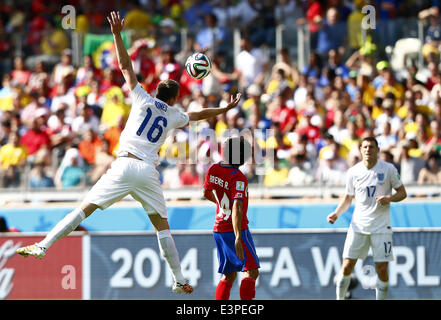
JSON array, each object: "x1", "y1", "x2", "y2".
[
  {"x1": 342, "y1": 228, "x2": 394, "y2": 262},
  {"x1": 83, "y1": 157, "x2": 167, "y2": 217}
]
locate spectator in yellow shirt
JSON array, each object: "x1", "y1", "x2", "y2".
[
  {"x1": 397, "y1": 91, "x2": 433, "y2": 120},
  {"x1": 242, "y1": 84, "x2": 265, "y2": 121},
  {"x1": 370, "y1": 96, "x2": 384, "y2": 121},
  {"x1": 0, "y1": 131, "x2": 28, "y2": 188},
  {"x1": 341, "y1": 120, "x2": 360, "y2": 154},
  {"x1": 263, "y1": 156, "x2": 290, "y2": 187},
  {"x1": 347, "y1": 0, "x2": 365, "y2": 51},
  {"x1": 377, "y1": 69, "x2": 404, "y2": 100},
  {"x1": 40, "y1": 20, "x2": 68, "y2": 55},
  {"x1": 76, "y1": 11, "x2": 91, "y2": 34},
  {"x1": 0, "y1": 131, "x2": 27, "y2": 169},
  {"x1": 357, "y1": 74, "x2": 376, "y2": 108},
  {"x1": 319, "y1": 134, "x2": 350, "y2": 161},
  {"x1": 124, "y1": 2, "x2": 151, "y2": 33},
  {"x1": 100, "y1": 87, "x2": 130, "y2": 130}
]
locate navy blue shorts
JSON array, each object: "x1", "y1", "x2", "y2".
[{"x1": 213, "y1": 229, "x2": 260, "y2": 274}]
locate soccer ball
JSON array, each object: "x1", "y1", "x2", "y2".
[{"x1": 185, "y1": 52, "x2": 212, "y2": 79}]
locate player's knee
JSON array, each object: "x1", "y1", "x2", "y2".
[
  {"x1": 376, "y1": 263, "x2": 389, "y2": 279},
  {"x1": 80, "y1": 203, "x2": 99, "y2": 217},
  {"x1": 222, "y1": 272, "x2": 237, "y2": 283},
  {"x1": 149, "y1": 214, "x2": 170, "y2": 232},
  {"x1": 247, "y1": 268, "x2": 259, "y2": 280}
]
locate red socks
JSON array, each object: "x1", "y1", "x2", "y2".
[
  {"x1": 240, "y1": 277, "x2": 256, "y2": 300},
  {"x1": 216, "y1": 277, "x2": 256, "y2": 300},
  {"x1": 215, "y1": 279, "x2": 233, "y2": 300}
]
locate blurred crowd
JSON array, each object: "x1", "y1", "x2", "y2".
[{"x1": 0, "y1": 0, "x2": 441, "y2": 197}]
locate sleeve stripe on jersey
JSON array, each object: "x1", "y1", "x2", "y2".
[
  {"x1": 230, "y1": 170, "x2": 240, "y2": 175},
  {"x1": 232, "y1": 198, "x2": 244, "y2": 202}
]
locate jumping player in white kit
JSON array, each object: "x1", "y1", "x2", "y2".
[
  {"x1": 17, "y1": 11, "x2": 242, "y2": 295},
  {"x1": 327, "y1": 137, "x2": 407, "y2": 300}
]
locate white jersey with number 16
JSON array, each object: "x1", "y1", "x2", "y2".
[{"x1": 117, "y1": 83, "x2": 189, "y2": 165}]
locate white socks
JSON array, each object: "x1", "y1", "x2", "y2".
[
  {"x1": 39, "y1": 208, "x2": 86, "y2": 250},
  {"x1": 157, "y1": 229, "x2": 185, "y2": 283},
  {"x1": 376, "y1": 278, "x2": 389, "y2": 300},
  {"x1": 336, "y1": 272, "x2": 389, "y2": 300},
  {"x1": 336, "y1": 272, "x2": 351, "y2": 300}
]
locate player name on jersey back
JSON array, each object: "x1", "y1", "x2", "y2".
[
  {"x1": 209, "y1": 175, "x2": 229, "y2": 190},
  {"x1": 154, "y1": 100, "x2": 167, "y2": 112}
]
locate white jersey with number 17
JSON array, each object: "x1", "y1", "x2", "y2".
[
  {"x1": 345, "y1": 160, "x2": 402, "y2": 235},
  {"x1": 117, "y1": 83, "x2": 189, "y2": 165}
]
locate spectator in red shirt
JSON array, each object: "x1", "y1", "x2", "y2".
[
  {"x1": 100, "y1": 67, "x2": 120, "y2": 94},
  {"x1": 297, "y1": 0, "x2": 324, "y2": 50},
  {"x1": 153, "y1": 46, "x2": 181, "y2": 87},
  {"x1": 178, "y1": 67, "x2": 202, "y2": 99},
  {"x1": 425, "y1": 61, "x2": 439, "y2": 91},
  {"x1": 24, "y1": 12, "x2": 46, "y2": 53},
  {"x1": 129, "y1": 41, "x2": 156, "y2": 91},
  {"x1": 179, "y1": 163, "x2": 201, "y2": 186},
  {"x1": 270, "y1": 87, "x2": 297, "y2": 133},
  {"x1": 31, "y1": 0, "x2": 48, "y2": 14},
  {"x1": 20, "y1": 113, "x2": 51, "y2": 156},
  {"x1": 11, "y1": 56, "x2": 31, "y2": 86},
  {"x1": 297, "y1": 109, "x2": 321, "y2": 144}
]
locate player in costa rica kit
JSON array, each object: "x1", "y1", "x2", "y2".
[
  {"x1": 327, "y1": 137, "x2": 407, "y2": 300},
  {"x1": 17, "y1": 11, "x2": 242, "y2": 295},
  {"x1": 203, "y1": 136, "x2": 260, "y2": 300}
]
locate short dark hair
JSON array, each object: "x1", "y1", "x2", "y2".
[
  {"x1": 223, "y1": 136, "x2": 252, "y2": 167},
  {"x1": 156, "y1": 79, "x2": 180, "y2": 102},
  {"x1": 361, "y1": 136, "x2": 379, "y2": 148}
]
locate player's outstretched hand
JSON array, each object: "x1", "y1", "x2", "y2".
[
  {"x1": 107, "y1": 11, "x2": 124, "y2": 35},
  {"x1": 327, "y1": 212, "x2": 338, "y2": 224},
  {"x1": 225, "y1": 93, "x2": 242, "y2": 111}
]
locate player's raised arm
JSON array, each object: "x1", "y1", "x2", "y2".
[
  {"x1": 187, "y1": 93, "x2": 242, "y2": 121},
  {"x1": 107, "y1": 11, "x2": 137, "y2": 90}
]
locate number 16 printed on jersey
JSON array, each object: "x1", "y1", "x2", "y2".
[{"x1": 136, "y1": 107, "x2": 168, "y2": 143}]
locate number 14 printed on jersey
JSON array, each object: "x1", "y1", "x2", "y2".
[{"x1": 213, "y1": 190, "x2": 232, "y2": 221}]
